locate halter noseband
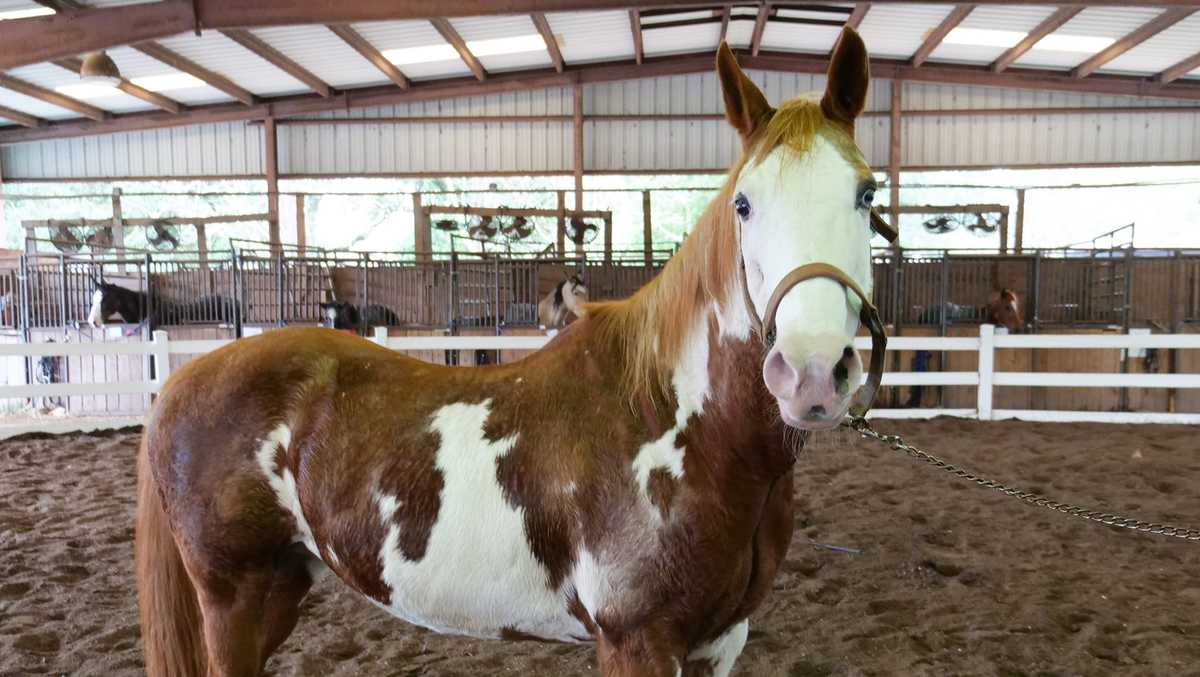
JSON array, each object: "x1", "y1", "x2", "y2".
[{"x1": 737, "y1": 236, "x2": 889, "y2": 420}]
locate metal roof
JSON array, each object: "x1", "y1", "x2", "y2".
[{"x1": 1, "y1": 2, "x2": 1199, "y2": 130}]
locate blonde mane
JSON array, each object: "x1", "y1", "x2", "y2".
[{"x1": 588, "y1": 97, "x2": 869, "y2": 405}]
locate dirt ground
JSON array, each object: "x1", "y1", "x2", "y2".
[{"x1": 2, "y1": 418, "x2": 1199, "y2": 677}]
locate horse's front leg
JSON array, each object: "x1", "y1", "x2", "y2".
[
  {"x1": 596, "y1": 622, "x2": 685, "y2": 677},
  {"x1": 681, "y1": 620, "x2": 749, "y2": 677}
]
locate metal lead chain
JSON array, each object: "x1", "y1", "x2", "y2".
[{"x1": 843, "y1": 416, "x2": 1200, "y2": 542}]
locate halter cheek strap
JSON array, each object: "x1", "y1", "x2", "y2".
[{"x1": 738, "y1": 250, "x2": 888, "y2": 419}]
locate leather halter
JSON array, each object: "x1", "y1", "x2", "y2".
[{"x1": 737, "y1": 231, "x2": 889, "y2": 419}]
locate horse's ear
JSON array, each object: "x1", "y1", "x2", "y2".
[
  {"x1": 717, "y1": 42, "x2": 774, "y2": 144},
  {"x1": 821, "y1": 27, "x2": 869, "y2": 135}
]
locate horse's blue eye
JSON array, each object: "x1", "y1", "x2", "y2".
[
  {"x1": 858, "y1": 188, "x2": 875, "y2": 209},
  {"x1": 734, "y1": 194, "x2": 751, "y2": 219}
]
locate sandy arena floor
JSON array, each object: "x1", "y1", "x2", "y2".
[{"x1": 2, "y1": 418, "x2": 1199, "y2": 676}]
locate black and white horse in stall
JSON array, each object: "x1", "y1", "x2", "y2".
[
  {"x1": 87, "y1": 280, "x2": 237, "y2": 332},
  {"x1": 318, "y1": 300, "x2": 401, "y2": 334}
]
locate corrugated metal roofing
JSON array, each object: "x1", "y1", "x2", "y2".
[
  {"x1": 928, "y1": 5, "x2": 1057, "y2": 65},
  {"x1": 156, "y1": 31, "x2": 310, "y2": 97},
  {"x1": 644, "y1": 22, "x2": 723, "y2": 59},
  {"x1": 448, "y1": 15, "x2": 553, "y2": 73},
  {"x1": 857, "y1": 4, "x2": 956, "y2": 60},
  {"x1": 1101, "y1": 13, "x2": 1200, "y2": 76},
  {"x1": 760, "y1": 20, "x2": 844, "y2": 55},
  {"x1": 2, "y1": 3, "x2": 1198, "y2": 127},
  {"x1": 4, "y1": 69, "x2": 1197, "y2": 179},
  {"x1": 544, "y1": 11, "x2": 634, "y2": 65},
  {"x1": 1, "y1": 3, "x2": 1198, "y2": 173},
  {"x1": 1013, "y1": 6, "x2": 1164, "y2": 71},
  {"x1": 351, "y1": 20, "x2": 475, "y2": 81},
  {"x1": 248, "y1": 25, "x2": 387, "y2": 89}
]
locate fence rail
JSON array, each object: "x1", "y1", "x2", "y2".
[{"x1": 0, "y1": 326, "x2": 1197, "y2": 438}]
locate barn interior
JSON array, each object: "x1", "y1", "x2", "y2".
[{"x1": 0, "y1": 1, "x2": 1199, "y2": 675}]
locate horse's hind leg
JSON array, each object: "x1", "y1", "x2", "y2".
[{"x1": 186, "y1": 543, "x2": 318, "y2": 676}]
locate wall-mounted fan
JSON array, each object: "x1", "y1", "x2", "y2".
[
  {"x1": 502, "y1": 215, "x2": 535, "y2": 241},
  {"x1": 86, "y1": 226, "x2": 114, "y2": 251},
  {"x1": 468, "y1": 215, "x2": 498, "y2": 241},
  {"x1": 566, "y1": 216, "x2": 598, "y2": 245},
  {"x1": 966, "y1": 213, "x2": 999, "y2": 235},
  {"x1": 48, "y1": 220, "x2": 85, "y2": 253},
  {"x1": 922, "y1": 216, "x2": 956, "y2": 234},
  {"x1": 922, "y1": 212, "x2": 999, "y2": 237},
  {"x1": 147, "y1": 221, "x2": 180, "y2": 252}
]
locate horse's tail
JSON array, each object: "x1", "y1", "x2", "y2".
[{"x1": 136, "y1": 432, "x2": 207, "y2": 677}]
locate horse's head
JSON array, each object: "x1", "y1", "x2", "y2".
[
  {"x1": 720, "y1": 28, "x2": 877, "y2": 430},
  {"x1": 564, "y1": 274, "x2": 588, "y2": 317},
  {"x1": 319, "y1": 301, "x2": 357, "y2": 329},
  {"x1": 988, "y1": 288, "x2": 1024, "y2": 333},
  {"x1": 88, "y1": 279, "x2": 120, "y2": 328}
]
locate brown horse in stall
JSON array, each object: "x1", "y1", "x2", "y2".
[
  {"x1": 136, "y1": 29, "x2": 888, "y2": 677},
  {"x1": 904, "y1": 288, "x2": 1024, "y2": 408}
]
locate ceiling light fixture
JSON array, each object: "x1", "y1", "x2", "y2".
[
  {"x1": 383, "y1": 33, "x2": 548, "y2": 66},
  {"x1": 55, "y1": 83, "x2": 123, "y2": 99},
  {"x1": 80, "y1": 50, "x2": 122, "y2": 87},
  {"x1": 130, "y1": 73, "x2": 207, "y2": 92},
  {"x1": 0, "y1": 7, "x2": 55, "y2": 21},
  {"x1": 943, "y1": 27, "x2": 1115, "y2": 54}
]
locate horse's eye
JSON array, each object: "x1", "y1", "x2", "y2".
[
  {"x1": 858, "y1": 186, "x2": 875, "y2": 210},
  {"x1": 733, "y1": 193, "x2": 751, "y2": 220}
]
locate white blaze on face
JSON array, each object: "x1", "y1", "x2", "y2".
[
  {"x1": 735, "y1": 135, "x2": 874, "y2": 426},
  {"x1": 737, "y1": 137, "x2": 873, "y2": 342},
  {"x1": 324, "y1": 306, "x2": 338, "y2": 327},
  {"x1": 87, "y1": 289, "x2": 105, "y2": 328}
]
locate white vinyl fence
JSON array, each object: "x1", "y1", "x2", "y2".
[{"x1": 1, "y1": 325, "x2": 1198, "y2": 438}]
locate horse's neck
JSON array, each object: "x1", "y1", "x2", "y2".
[{"x1": 636, "y1": 299, "x2": 791, "y2": 479}]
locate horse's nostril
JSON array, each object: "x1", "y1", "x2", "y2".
[{"x1": 843, "y1": 345, "x2": 855, "y2": 359}]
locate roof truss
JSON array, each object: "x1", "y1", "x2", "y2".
[
  {"x1": 531, "y1": 13, "x2": 565, "y2": 73},
  {"x1": 430, "y1": 18, "x2": 486, "y2": 81},
  {"x1": 220, "y1": 29, "x2": 333, "y2": 97},
  {"x1": 133, "y1": 41, "x2": 257, "y2": 105},
  {"x1": 1072, "y1": 8, "x2": 1196, "y2": 79},
  {"x1": 5, "y1": 0, "x2": 1200, "y2": 73},
  {"x1": 5, "y1": 49, "x2": 1200, "y2": 145},
  {"x1": 327, "y1": 24, "x2": 410, "y2": 89},
  {"x1": 0, "y1": 72, "x2": 107, "y2": 121},
  {"x1": 0, "y1": 104, "x2": 44, "y2": 128},
  {"x1": 911, "y1": 5, "x2": 974, "y2": 68},
  {"x1": 990, "y1": 6, "x2": 1082, "y2": 73},
  {"x1": 2, "y1": 1, "x2": 1200, "y2": 144}
]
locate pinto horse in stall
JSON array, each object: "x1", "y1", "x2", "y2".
[
  {"x1": 538, "y1": 273, "x2": 589, "y2": 329},
  {"x1": 135, "y1": 29, "x2": 890, "y2": 677},
  {"x1": 319, "y1": 300, "x2": 402, "y2": 334},
  {"x1": 88, "y1": 279, "x2": 237, "y2": 331}
]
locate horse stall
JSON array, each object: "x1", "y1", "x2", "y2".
[{"x1": 0, "y1": 256, "x2": 153, "y2": 417}]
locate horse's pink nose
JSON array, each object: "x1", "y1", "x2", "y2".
[{"x1": 763, "y1": 345, "x2": 855, "y2": 425}]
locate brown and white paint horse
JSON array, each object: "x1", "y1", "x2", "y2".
[
  {"x1": 538, "y1": 273, "x2": 588, "y2": 329},
  {"x1": 136, "y1": 29, "x2": 879, "y2": 677}
]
